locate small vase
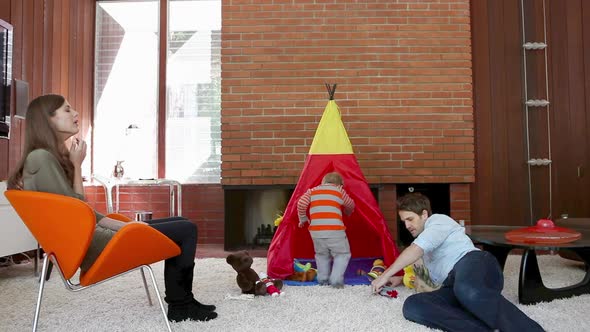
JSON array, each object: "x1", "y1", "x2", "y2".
[{"x1": 113, "y1": 160, "x2": 125, "y2": 179}]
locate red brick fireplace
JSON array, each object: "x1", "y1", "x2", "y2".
[
  {"x1": 83, "y1": 0, "x2": 474, "y2": 248},
  {"x1": 218, "y1": 0, "x2": 473, "y2": 248}
]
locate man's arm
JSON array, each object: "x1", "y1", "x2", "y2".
[{"x1": 370, "y1": 243, "x2": 424, "y2": 293}]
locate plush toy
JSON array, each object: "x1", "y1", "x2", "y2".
[
  {"x1": 286, "y1": 270, "x2": 317, "y2": 282},
  {"x1": 274, "y1": 213, "x2": 284, "y2": 227},
  {"x1": 294, "y1": 260, "x2": 312, "y2": 273},
  {"x1": 258, "y1": 272, "x2": 284, "y2": 297},
  {"x1": 286, "y1": 260, "x2": 317, "y2": 282},
  {"x1": 367, "y1": 259, "x2": 386, "y2": 280},
  {"x1": 226, "y1": 250, "x2": 283, "y2": 296},
  {"x1": 402, "y1": 265, "x2": 416, "y2": 289}
]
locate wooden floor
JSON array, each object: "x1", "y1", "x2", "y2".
[{"x1": 196, "y1": 244, "x2": 269, "y2": 258}]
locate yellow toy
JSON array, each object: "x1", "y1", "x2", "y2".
[
  {"x1": 367, "y1": 259, "x2": 386, "y2": 280},
  {"x1": 403, "y1": 264, "x2": 441, "y2": 292},
  {"x1": 403, "y1": 265, "x2": 416, "y2": 289},
  {"x1": 274, "y1": 212, "x2": 284, "y2": 227}
]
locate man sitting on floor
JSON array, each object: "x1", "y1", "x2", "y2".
[{"x1": 371, "y1": 193, "x2": 543, "y2": 332}]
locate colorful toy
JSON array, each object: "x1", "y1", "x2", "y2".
[
  {"x1": 287, "y1": 260, "x2": 317, "y2": 282},
  {"x1": 505, "y1": 219, "x2": 582, "y2": 244},
  {"x1": 367, "y1": 259, "x2": 386, "y2": 280},
  {"x1": 402, "y1": 265, "x2": 416, "y2": 289},
  {"x1": 274, "y1": 213, "x2": 284, "y2": 227},
  {"x1": 258, "y1": 272, "x2": 284, "y2": 297},
  {"x1": 378, "y1": 285, "x2": 399, "y2": 298},
  {"x1": 294, "y1": 260, "x2": 312, "y2": 273}
]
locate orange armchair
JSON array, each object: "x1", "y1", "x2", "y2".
[
  {"x1": 4, "y1": 190, "x2": 180, "y2": 332},
  {"x1": 105, "y1": 212, "x2": 134, "y2": 222},
  {"x1": 103, "y1": 212, "x2": 159, "y2": 306}
]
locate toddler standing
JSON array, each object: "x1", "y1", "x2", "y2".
[{"x1": 297, "y1": 172, "x2": 355, "y2": 288}]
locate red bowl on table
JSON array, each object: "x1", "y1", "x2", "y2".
[{"x1": 504, "y1": 219, "x2": 582, "y2": 244}]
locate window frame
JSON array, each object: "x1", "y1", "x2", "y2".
[{"x1": 93, "y1": 0, "x2": 221, "y2": 182}]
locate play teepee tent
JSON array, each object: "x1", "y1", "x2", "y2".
[{"x1": 267, "y1": 84, "x2": 401, "y2": 279}]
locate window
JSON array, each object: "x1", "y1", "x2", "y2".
[
  {"x1": 166, "y1": 1, "x2": 221, "y2": 183},
  {"x1": 94, "y1": 0, "x2": 221, "y2": 183}
]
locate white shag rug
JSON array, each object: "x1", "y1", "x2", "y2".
[{"x1": 0, "y1": 254, "x2": 588, "y2": 332}]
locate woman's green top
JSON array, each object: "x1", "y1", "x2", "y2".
[{"x1": 22, "y1": 149, "x2": 115, "y2": 271}]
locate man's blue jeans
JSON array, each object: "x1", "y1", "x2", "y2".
[{"x1": 402, "y1": 250, "x2": 544, "y2": 331}]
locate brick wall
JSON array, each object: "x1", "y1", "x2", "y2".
[
  {"x1": 221, "y1": 0, "x2": 474, "y2": 186},
  {"x1": 450, "y1": 183, "x2": 470, "y2": 224},
  {"x1": 85, "y1": 184, "x2": 224, "y2": 245},
  {"x1": 84, "y1": 0, "x2": 475, "y2": 246},
  {"x1": 378, "y1": 184, "x2": 398, "y2": 239}
]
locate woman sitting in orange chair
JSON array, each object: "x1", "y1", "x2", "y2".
[{"x1": 7, "y1": 94, "x2": 217, "y2": 323}]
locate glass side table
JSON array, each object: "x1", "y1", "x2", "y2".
[
  {"x1": 467, "y1": 225, "x2": 590, "y2": 304},
  {"x1": 92, "y1": 175, "x2": 182, "y2": 217}
]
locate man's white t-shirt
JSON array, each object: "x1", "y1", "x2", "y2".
[{"x1": 413, "y1": 214, "x2": 478, "y2": 285}]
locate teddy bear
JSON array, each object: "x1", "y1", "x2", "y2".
[{"x1": 226, "y1": 250, "x2": 283, "y2": 296}]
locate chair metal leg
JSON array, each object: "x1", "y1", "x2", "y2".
[
  {"x1": 34, "y1": 246, "x2": 40, "y2": 277},
  {"x1": 33, "y1": 256, "x2": 50, "y2": 332},
  {"x1": 36, "y1": 249, "x2": 52, "y2": 282},
  {"x1": 140, "y1": 267, "x2": 153, "y2": 306},
  {"x1": 144, "y1": 265, "x2": 172, "y2": 332}
]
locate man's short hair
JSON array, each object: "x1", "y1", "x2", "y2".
[
  {"x1": 322, "y1": 172, "x2": 343, "y2": 185},
  {"x1": 397, "y1": 193, "x2": 432, "y2": 216}
]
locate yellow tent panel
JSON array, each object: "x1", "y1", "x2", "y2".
[{"x1": 308, "y1": 100, "x2": 354, "y2": 155}]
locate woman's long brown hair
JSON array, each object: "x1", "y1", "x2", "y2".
[{"x1": 7, "y1": 94, "x2": 75, "y2": 189}]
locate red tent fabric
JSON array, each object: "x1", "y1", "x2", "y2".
[{"x1": 267, "y1": 97, "x2": 401, "y2": 279}]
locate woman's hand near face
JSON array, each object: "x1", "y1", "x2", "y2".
[{"x1": 69, "y1": 138, "x2": 87, "y2": 167}]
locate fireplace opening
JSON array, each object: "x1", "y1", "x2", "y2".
[
  {"x1": 395, "y1": 183, "x2": 450, "y2": 247},
  {"x1": 224, "y1": 186, "x2": 382, "y2": 251}
]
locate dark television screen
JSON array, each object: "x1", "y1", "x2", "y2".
[{"x1": 0, "y1": 19, "x2": 13, "y2": 139}]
